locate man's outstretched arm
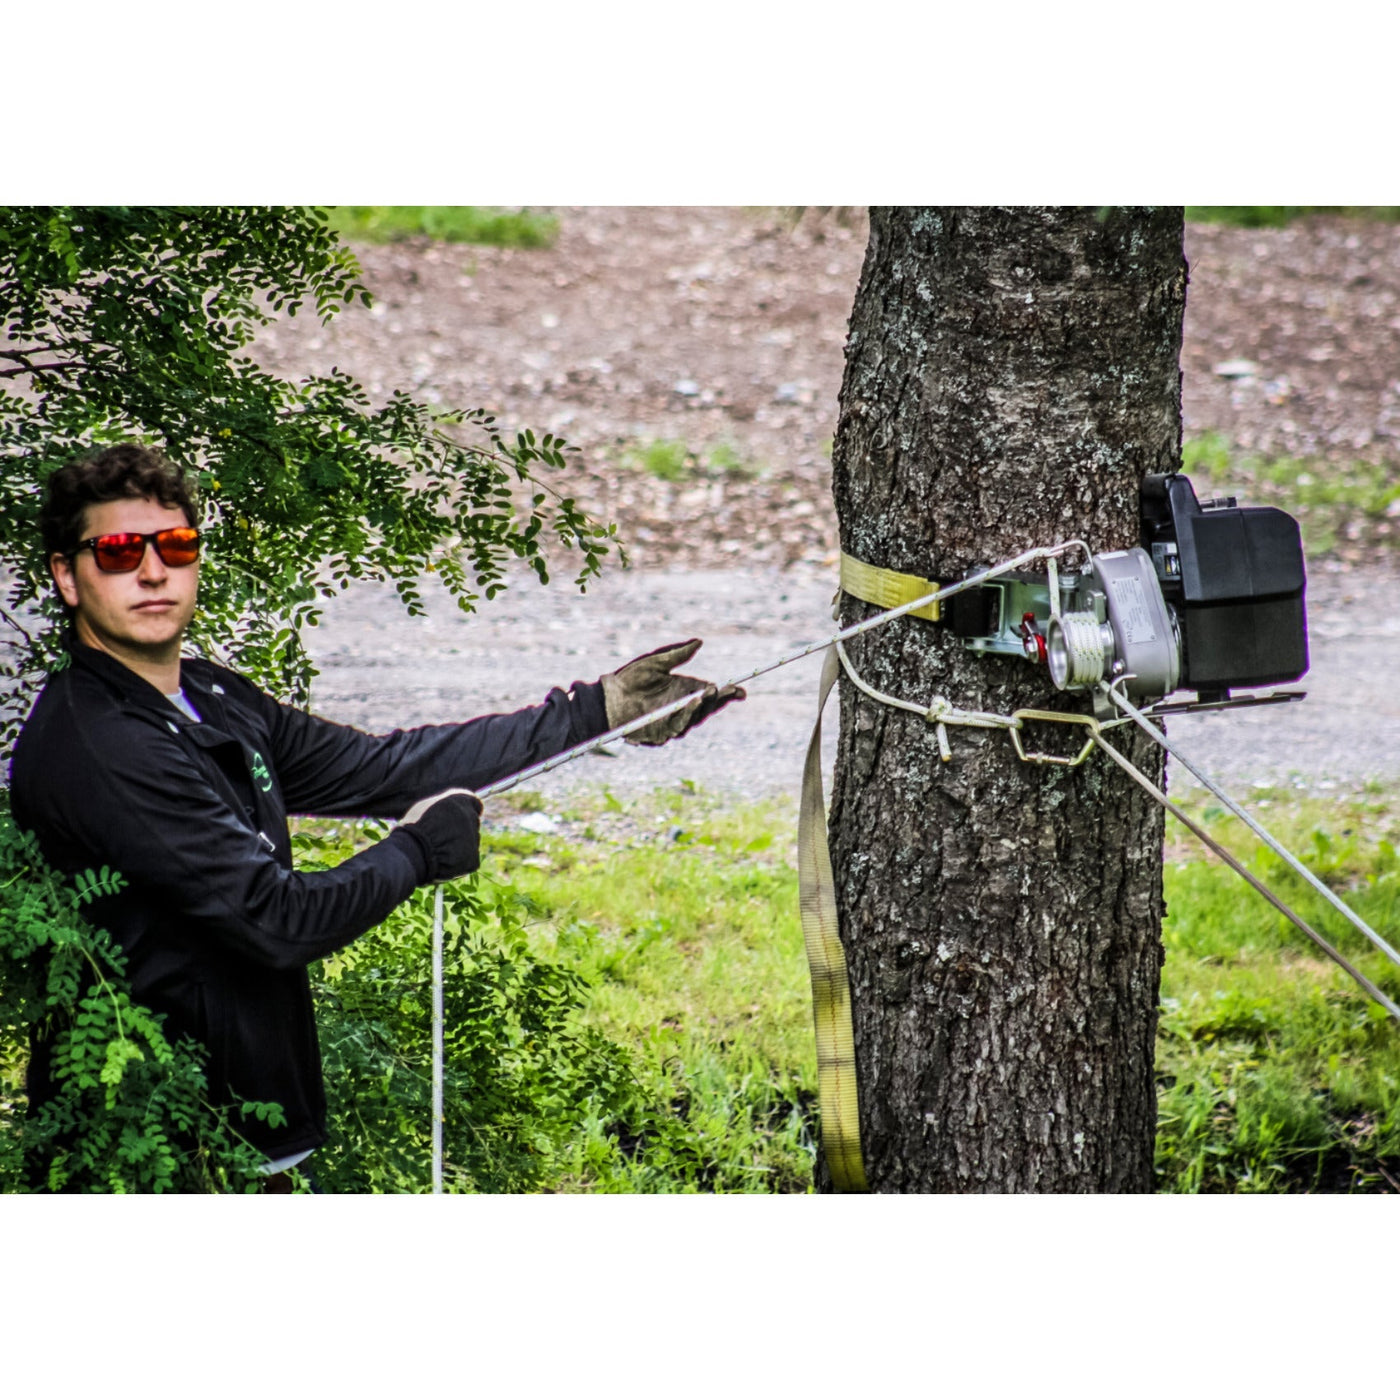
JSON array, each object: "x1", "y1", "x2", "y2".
[{"x1": 245, "y1": 641, "x2": 743, "y2": 818}]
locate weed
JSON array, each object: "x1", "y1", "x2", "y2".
[
  {"x1": 493, "y1": 788, "x2": 548, "y2": 815},
  {"x1": 325, "y1": 206, "x2": 558, "y2": 249},
  {"x1": 630, "y1": 439, "x2": 693, "y2": 483},
  {"x1": 1181, "y1": 431, "x2": 1233, "y2": 482},
  {"x1": 705, "y1": 442, "x2": 757, "y2": 478},
  {"x1": 1186, "y1": 207, "x2": 1400, "y2": 228},
  {"x1": 622, "y1": 438, "x2": 760, "y2": 485}
]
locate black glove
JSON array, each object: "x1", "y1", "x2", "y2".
[
  {"x1": 398, "y1": 788, "x2": 483, "y2": 884},
  {"x1": 600, "y1": 638, "x2": 745, "y2": 746}
]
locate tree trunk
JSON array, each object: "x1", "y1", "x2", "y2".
[{"x1": 827, "y1": 207, "x2": 1186, "y2": 1193}]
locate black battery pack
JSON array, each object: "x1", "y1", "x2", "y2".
[{"x1": 1141, "y1": 472, "x2": 1308, "y2": 693}]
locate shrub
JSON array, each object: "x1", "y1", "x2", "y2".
[{"x1": 0, "y1": 792, "x2": 271, "y2": 1193}]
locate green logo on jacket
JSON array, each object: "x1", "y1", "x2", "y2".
[{"x1": 250, "y1": 751, "x2": 273, "y2": 793}]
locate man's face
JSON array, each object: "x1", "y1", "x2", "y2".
[{"x1": 49, "y1": 496, "x2": 200, "y2": 663}]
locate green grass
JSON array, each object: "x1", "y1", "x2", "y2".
[
  {"x1": 1154, "y1": 974, "x2": 1390, "y2": 1194},
  {"x1": 288, "y1": 779, "x2": 1400, "y2": 1192},
  {"x1": 623, "y1": 438, "x2": 759, "y2": 485},
  {"x1": 325, "y1": 206, "x2": 558, "y2": 248},
  {"x1": 1186, "y1": 207, "x2": 1400, "y2": 228},
  {"x1": 1182, "y1": 432, "x2": 1400, "y2": 556},
  {"x1": 705, "y1": 442, "x2": 757, "y2": 479},
  {"x1": 1156, "y1": 786, "x2": 1400, "y2": 1191},
  {"x1": 491, "y1": 781, "x2": 1400, "y2": 1193},
  {"x1": 630, "y1": 439, "x2": 693, "y2": 483},
  {"x1": 482, "y1": 788, "x2": 816, "y2": 1191}
]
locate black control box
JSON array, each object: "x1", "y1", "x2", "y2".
[{"x1": 1141, "y1": 472, "x2": 1309, "y2": 695}]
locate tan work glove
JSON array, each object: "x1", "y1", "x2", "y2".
[{"x1": 600, "y1": 639, "x2": 746, "y2": 746}]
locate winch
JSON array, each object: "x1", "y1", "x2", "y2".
[{"x1": 947, "y1": 472, "x2": 1310, "y2": 714}]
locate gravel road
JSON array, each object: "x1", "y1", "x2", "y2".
[{"x1": 303, "y1": 556, "x2": 1400, "y2": 808}]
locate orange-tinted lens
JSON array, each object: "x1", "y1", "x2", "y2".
[
  {"x1": 91, "y1": 534, "x2": 149, "y2": 572},
  {"x1": 88, "y1": 528, "x2": 201, "y2": 572},
  {"x1": 152, "y1": 527, "x2": 200, "y2": 567}
]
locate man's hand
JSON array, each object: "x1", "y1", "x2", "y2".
[
  {"x1": 600, "y1": 639, "x2": 745, "y2": 746},
  {"x1": 399, "y1": 788, "x2": 483, "y2": 883}
]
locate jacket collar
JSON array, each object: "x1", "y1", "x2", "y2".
[
  {"x1": 64, "y1": 630, "x2": 203, "y2": 725},
  {"x1": 176, "y1": 662, "x2": 234, "y2": 731}
]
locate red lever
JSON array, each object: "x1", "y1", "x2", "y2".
[{"x1": 1020, "y1": 611, "x2": 1047, "y2": 665}]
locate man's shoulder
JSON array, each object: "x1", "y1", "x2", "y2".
[
  {"x1": 15, "y1": 655, "x2": 117, "y2": 735},
  {"x1": 16, "y1": 659, "x2": 160, "y2": 753},
  {"x1": 10, "y1": 660, "x2": 166, "y2": 816}
]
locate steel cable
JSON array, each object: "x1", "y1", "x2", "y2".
[
  {"x1": 1104, "y1": 682, "x2": 1400, "y2": 974},
  {"x1": 1091, "y1": 727, "x2": 1400, "y2": 1024}
]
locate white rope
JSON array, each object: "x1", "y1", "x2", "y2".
[
  {"x1": 834, "y1": 640, "x2": 1013, "y2": 730},
  {"x1": 834, "y1": 639, "x2": 1016, "y2": 761},
  {"x1": 432, "y1": 884, "x2": 444, "y2": 1195}
]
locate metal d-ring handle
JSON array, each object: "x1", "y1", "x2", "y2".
[{"x1": 1008, "y1": 708, "x2": 1100, "y2": 767}]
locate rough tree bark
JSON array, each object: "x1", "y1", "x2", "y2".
[{"x1": 827, "y1": 207, "x2": 1187, "y2": 1192}]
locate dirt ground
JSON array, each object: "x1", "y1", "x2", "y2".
[
  {"x1": 251, "y1": 208, "x2": 1400, "y2": 801},
  {"x1": 253, "y1": 207, "x2": 1400, "y2": 571},
  {"x1": 1181, "y1": 218, "x2": 1400, "y2": 471}
]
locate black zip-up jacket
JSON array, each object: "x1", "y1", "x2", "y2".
[{"x1": 8, "y1": 638, "x2": 609, "y2": 1159}]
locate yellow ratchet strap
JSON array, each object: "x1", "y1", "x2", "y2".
[
  {"x1": 839, "y1": 551, "x2": 943, "y2": 622},
  {"x1": 797, "y1": 553, "x2": 943, "y2": 1190},
  {"x1": 797, "y1": 645, "x2": 868, "y2": 1192}
]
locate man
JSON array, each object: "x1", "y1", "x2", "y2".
[{"x1": 9, "y1": 443, "x2": 743, "y2": 1189}]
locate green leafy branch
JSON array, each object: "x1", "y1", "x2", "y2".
[{"x1": 0, "y1": 205, "x2": 624, "y2": 738}]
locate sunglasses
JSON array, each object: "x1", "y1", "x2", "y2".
[{"x1": 71, "y1": 527, "x2": 202, "y2": 574}]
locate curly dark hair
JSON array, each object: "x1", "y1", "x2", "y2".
[{"x1": 39, "y1": 444, "x2": 199, "y2": 559}]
